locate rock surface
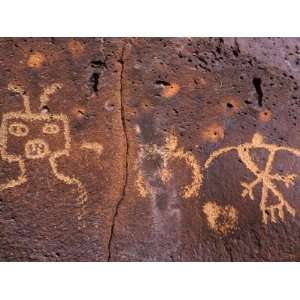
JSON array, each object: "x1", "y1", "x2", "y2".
[{"x1": 0, "y1": 38, "x2": 300, "y2": 261}]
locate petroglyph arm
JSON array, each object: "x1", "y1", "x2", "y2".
[
  {"x1": 80, "y1": 142, "x2": 104, "y2": 156},
  {"x1": 204, "y1": 146, "x2": 236, "y2": 169},
  {"x1": 275, "y1": 146, "x2": 300, "y2": 157}
]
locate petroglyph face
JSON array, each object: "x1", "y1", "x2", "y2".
[{"x1": 1, "y1": 112, "x2": 70, "y2": 161}]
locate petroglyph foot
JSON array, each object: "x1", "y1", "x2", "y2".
[{"x1": 262, "y1": 202, "x2": 296, "y2": 224}]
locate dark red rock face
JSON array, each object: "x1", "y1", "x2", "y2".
[{"x1": 0, "y1": 38, "x2": 300, "y2": 261}]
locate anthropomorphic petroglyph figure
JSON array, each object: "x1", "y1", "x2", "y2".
[
  {"x1": 205, "y1": 133, "x2": 300, "y2": 224},
  {"x1": 137, "y1": 132, "x2": 202, "y2": 199},
  {"x1": 0, "y1": 83, "x2": 103, "y2": 225}
]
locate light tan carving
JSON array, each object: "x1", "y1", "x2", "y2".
[
  {"x1": 137, "y1": 132, "x2": 202, "y2": 199},
  {"x1": 203, "y1": 201, "x2": 238, "y2": 235},
  {"x1": 0, "y1": 83, "x2": 103, "y2": 225},
  {"x1": 80, "y1": 142, "x2": 104, "y2": 156},
  {"x1": 205, "y1": 133, "x2": 300, "y2": 224},
  {"x1": 39, "y1": 83, "x2": 63, "y2": 110},
  {"x1": 136, "y1": 169, "x2": 149, "y2": 198}
]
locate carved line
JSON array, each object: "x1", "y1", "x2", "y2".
[
  {"x1": 49, "y1": 151, "x2": 88, "y2": 221},
  {"x1": 205, "y1": 133, "x2": 300, "y2": 224},
  {"x1": 138, "y1": 133, "x2": 202, "y2": 199},
  {"x1": 39, "y1": 83, "x2": 63, "y2": 110},
  {"x1": 80, "y1": 142, "x2": 104, "y2": 156},
  {"x1": 8, "y1": 83, "x2": 31, "y2": 113},
  {"x1": 0, "y1": 83, "x2": 98, "y2": 227}
]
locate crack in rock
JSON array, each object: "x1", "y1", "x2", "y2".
[{"x1": 107, "y1": 42, "x2": 129, "y2": 261}]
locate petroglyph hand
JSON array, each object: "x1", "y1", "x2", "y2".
[{"x1": 270, "y1": 173, "x2": 297, "y2": 188}]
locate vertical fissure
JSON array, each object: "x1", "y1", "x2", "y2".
[{"x1": 107, "y1": 42, "x2": 129, "y2": 261}]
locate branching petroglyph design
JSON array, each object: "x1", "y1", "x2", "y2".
[
  {"x1": 137, "y1": 132, "x2": 202, "y2": 199},
  {"x1": 0, "y1": 83, "x2": 103, "y2": 224},
  {"x1": 205, "y1": 133, "x2": 300, "y2": 224}
]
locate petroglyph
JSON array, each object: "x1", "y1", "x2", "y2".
[
  {"x1": 136, "y1": 169, "x2": 149, "y2": 198},
  {"x1": 137, "y1": 132, "x2": 202, "y2": 199},
  {"x1": 0, "y1": 83, "x2": 103, "y2": 225},
  {"x1": 39, "y1": 83, "x2": 63, "y2": 110},
  {"x1": 205, "y1": 133, "x2": 300, "y2": 224},
  {"x1": 80, "y1": 142, "x2": 104, "y2": 156},
  {"x1": 203, "y1": 201, "x2": 238, "y2": 235}
]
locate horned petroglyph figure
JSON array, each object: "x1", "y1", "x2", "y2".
[{"x1": 0, "y1": 83, "x2": 103, "y2": 225}]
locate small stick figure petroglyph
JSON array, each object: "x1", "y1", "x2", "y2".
[
  {"x1": 205, "y1": 133, "x2": 300, "y2": 224},
  {"x1": 137, "y1": 132, "x2": 202, "y2": 199},
  {"x1": 0, "y1": 83, "x2": 103, "y2": 225}
]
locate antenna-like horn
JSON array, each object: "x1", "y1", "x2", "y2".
[
  {"x1": 8, "y1": 83, "x2": 31, "y2": 113},
  {"x1": 39, "y1": 83, "x2": 63, "y2": 110}
]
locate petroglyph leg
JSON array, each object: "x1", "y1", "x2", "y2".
[
  {"x1": 49, "y1": 152, "x2": 88, "y2": 227},
  {"x1": 39, "y1": 83, "x2": 63, "y2": 109},
  {"x1": 267, "y1": 182, "x2": 296, "y2": 223},
  {"x1": 136, "y1": 169, "x2": 149, "y2": 198},
  {"x1": 0, "y1": 160, "x2": 27, "y2": 192}
]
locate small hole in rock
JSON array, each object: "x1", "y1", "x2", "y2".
[
  {"x1": 41, "y1": 106, "x2": 50, "y2": 113},
  {"x1": 155, "y1": 80, "x2": 170, "y2": 87},
  {"x1": 90, "y1": 73, "x2": 99, "y2": 92}
]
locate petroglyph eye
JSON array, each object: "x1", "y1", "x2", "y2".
[
  {"x1": 42, "y1": 123, "x2": 60, "y2": 135},
  {"x1": 8, "y1": 122, "x2": 29, "y2": 137}
]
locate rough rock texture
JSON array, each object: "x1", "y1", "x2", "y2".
[{"x1": 1, "y1": 38, "x2": 300, "y2": 261}]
